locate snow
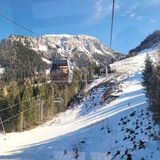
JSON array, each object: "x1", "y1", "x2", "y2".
[
  {"x1": 78, "y1": 34, "x2": 97, "y2": 40},
  {"x1": 94, "y1": 48, "x2": 103, "y2": 55},
  {"x1": 0, "y1": 67, "x2": 5, "y2": 74},
  {"x1": 110, "y1": 50, "x2": 157, "y2": 75},
  {"x1": 138, "y1": 47, "x2": 158, "y2": 54},
  {"x1": 41, "y1": 57, "x2": 52, "y2": 65},
  {"x1": 38, "y1": 45, "x2": 48, "y2": 51},
  {"x1": 84, "y1": 77, "x2": 107, "y2": 93},
  {"x1": 57, "y1": 47, "x2": 64, "y2": 54},
  {"x1": 43, "y1": 34, "x2": 98, "y2": 40},
  {"x1": 45, "y1": 69, "x2": 50, "y2": 75},
  {"x1": 78, "y1": 46, "x2": 87, "y2": 53},
  {"x1": 44, "y1": 34, "x2": 73, "y2": 38},
  {"x1": 0, "y1": 50, "x2": 160, "y2": 159}
]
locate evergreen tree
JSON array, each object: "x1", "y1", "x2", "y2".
[
  {"x1": 142, "y1": 54, "x2": 156, "y2": 107},
  {"x1": 44, "y1": 83, "x2": 54, "y2": 118},
  {"x1": 152, "y1": 65, "x2": 160, "y2": 119},
  {"x1": 21, "y1": 83, "x2": 36, "y2": 129},
  {"x1": 7, "y1": 81, "x2": 21, "y2": 131}
]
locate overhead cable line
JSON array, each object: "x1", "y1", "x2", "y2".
[
  {"x1": 0, "y1": 97, "x2": 41, "y2": 125},
  {"x1": 110, "y1": 0, "x2": 115, "y2": 48},
  {"x1": 0, "y1": 12, "x2": 59, "y2": 60},
  {"x1": 0, "y1": 96, "x2": 39, "y2": 113},
  {"x1": 0, "y1": 13, "x2": 40, "y2": 36}
]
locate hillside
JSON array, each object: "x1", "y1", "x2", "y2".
[
  {"x1": 0, "y1": 48, "x2": 159, "y2": 159},
  {"x1": 129, "y1": 30, "x2": 160, "y2": 54},
  {"x1": 0, "y1": 41, "x2": 48, "y2": 82}
]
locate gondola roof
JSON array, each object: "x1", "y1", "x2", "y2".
[
  {"x1": 52, "y1": 59, "x2": 68, "y2": 66},
  {"x1": 51, "y1": 59, "x2": 68, "y2": 71}
]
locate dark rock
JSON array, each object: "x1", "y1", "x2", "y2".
[
  {"x1": 101, "y1": 127, "x2": 104, "y2": 130},
  {"x1": 130, "y1": 111, "x2": 136, "y2": 117}
]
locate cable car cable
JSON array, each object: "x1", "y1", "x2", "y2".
[
  {"x1": 0, "y1": 96, "x2": 37, "y2": 113},
  {"x1": 0, "y1": 98, "x2": 40, "y2": 125},
  {"x1": 110, "y1": 0, "x2": 115, "y2": 48},
  {"x1": 0, "y1": 13, "x2": 40, "y2": 37}
]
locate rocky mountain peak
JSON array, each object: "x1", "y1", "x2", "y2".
[{"x1": 1, "y1": 34, "x2": 124, "y2": 67}]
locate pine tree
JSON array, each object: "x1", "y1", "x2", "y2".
[
  {"x1": 153, "y1": 65, "x2": 160, "y2": 118},
  {"x1": 21, "y1": 84, "x2": 36, "y2": 129},
  {"x1": 142, "y1": 54, "x2": 155, "y2": 107},
  {"x1": 44, "y1": 83, "x2": 54, "y2": 118}
]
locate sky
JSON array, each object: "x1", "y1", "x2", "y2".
[{"x1": 1, "y1": 0, "x2": 160, "y2": 54}]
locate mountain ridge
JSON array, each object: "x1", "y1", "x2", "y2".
[
  {"x1": 129, "y1": 30, "x2": 160, "y2": 54},
  {"x1": 1, "y1": 34, "x2": 124, "y2": 67}
]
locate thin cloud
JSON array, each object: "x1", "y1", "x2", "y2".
[
  {"x1": 150, "y1": 19, "x2": 159, "y2": 23},
  {"x1": 129, "y1": 13, "x2": 136, "y2": 18},
  {"x1": 135, "y1": 16, "x2": 142, "y2": 20},
  {"x1": 122, "y1": 2, "x2": 143, "y2": 21},
  {"x1": 148, "y1": 0, "x2": 160, "y2": 6},
  {"x1": 91, "y1": 0, "x2": 120, "y2": 20},
  {"x1": 128, "y1": 13, "x2": 142, "y2": 20},
  {"x1": 123, "y1": 11, "x2": 142, "y2": 21},
  {"x1": 93, "y1": 0, "x2": 104, "y2": 19}
]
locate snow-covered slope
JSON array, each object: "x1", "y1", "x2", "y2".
[
  {"x1": 110, "y1": 48, "x2": 158, "y2": 75},
  {"x1": 0, "y1": 50, "x2": 159, "y2": 160}
]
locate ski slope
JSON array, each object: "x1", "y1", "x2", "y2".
[{"x1": 0, "y1": 50, "x2": 160, "y2": 160}]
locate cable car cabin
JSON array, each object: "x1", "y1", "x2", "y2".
[{"x1": 50, "y1": 59, "x2": 73, "y2": 83}]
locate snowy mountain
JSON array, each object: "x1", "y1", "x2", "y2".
[
  {"x1": 1, "y1": 34, "x2": 124, "y2": 67},
  {"x1": 0, "y1": 46, "x2": 159, "y2": 159},
  {"x1": 129, "y1": 30, "x2": 160, "y2": 54}
]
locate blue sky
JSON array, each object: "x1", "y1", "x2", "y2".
[{"x1": 1, "y1": 0, "x2": 160, "y2": 53}]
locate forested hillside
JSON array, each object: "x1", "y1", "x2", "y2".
[
  {"x1": 0, "y1": 69, "x2": 83, "y2": 132},
  {"x1": 0, "y1": 33, "x2": 122, "y2": 133},
  {"x1": 0, "y1": 41, "x2": 48, "y2": 83}
]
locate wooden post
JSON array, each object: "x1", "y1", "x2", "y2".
[
  {"x1": 40, "y1": 101, "x2": 44, "y2": 123},
  {"x1": 0, "y1": 117, "x2": 6, "y2": 136},
  {"x1": 106, "y1": 65, "x2": 108, "y2": 80},
  {"x1": 85, "y1": 73, "x2": 88, "y2": 89},
  {"x1": 85, "y1": 77, "x2": 87, "y2": 88},
  {"x1": 37, "y1": 95, "x2": 44, "y2": 124},
  {"x1": 64, "y1": 84, "x2": 68, "y2": 109}
]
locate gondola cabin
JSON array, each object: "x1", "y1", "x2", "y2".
[{"x1": 50, "y1": 59, "x2": 73, "y2": 83}]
